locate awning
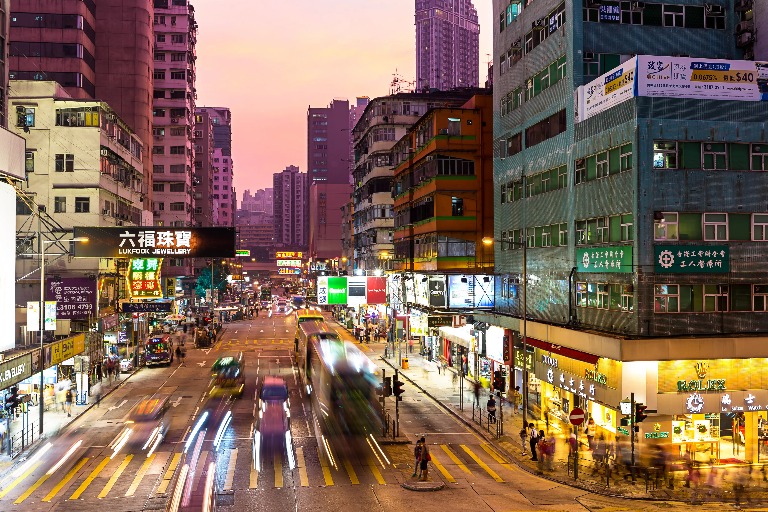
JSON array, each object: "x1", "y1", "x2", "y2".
[
  {"x1": 438, "y1": 325, "x2": 474, "y2": 348},
  {"x1": 522, "y1": 336, "x2": 600, "y2": 365}
]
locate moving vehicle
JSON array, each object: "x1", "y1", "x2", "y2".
[
  {"x1": 120, "y1": 358, "x2": 134, "y2": 373},
  {"x1": 145, "y1": 334, "x2": 174, "y2": 366},
  {"x1": 276, "y1": 299, "x2": 288, "y2": 313},
  {"x1": 256, "y1": 376, "x2": 290, "y2": 435},
  {"x1": 292, "y1": 295, "x2": 305, "y2": 308},
  {"x1": 210, "y1": 352, "x2": 245, "y2": 398},
  {"x1": 119, "y1": 394, "x2": 170, "y2": 455},
  {"x1": 296, "y1": 320, "x2": 381, "y2": 436}
]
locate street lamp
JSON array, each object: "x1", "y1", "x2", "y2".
[{"x1": 39, "y1": 236, "x2": 88, "y2": 435}]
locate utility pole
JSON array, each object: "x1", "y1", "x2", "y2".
[{"x1": 631, "y1": 392, "x2": 636, "y2": 467}]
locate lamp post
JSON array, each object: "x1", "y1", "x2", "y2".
[{"x1": 39, "y1": 236, "x2": 88, "y2": 436}]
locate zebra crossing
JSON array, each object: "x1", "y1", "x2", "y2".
[{"x1": 0, "y1": 440, "x2": 519, "y2": 503}]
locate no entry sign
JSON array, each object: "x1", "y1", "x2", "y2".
[{"x1": 569, "y1": 407, "x2": 585, "y2": 426}]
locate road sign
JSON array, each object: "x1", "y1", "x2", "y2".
[{"x1": 569, "y1": 407, "x2": 585, "y2": 426}]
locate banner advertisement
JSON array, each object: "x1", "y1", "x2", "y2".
[
  {"x1": 0, "y1": 353, "x2": 32, "y2": 390},
  {"x1": 46, "y1": 278, "x2": 96, "y2": 319},
  {"x1": 580, "y1": 62, "x2": 635, "y2": 122},
  {"x1": 447, "y1": 275, "x2": 496, "y2": 309},
  {"x1": 120, "y1": 302, "x2": 173, "y2": 313},
  {"x1": 276, "y1": 251, "x2": 303, "y2": 259},
  {"x1": 366, "y1": 277, "x2": 387, "y2": 304},
  {"x1": 485, "y1": 326, "x2": 505, "y2": 364},
  {"x1": 27, "y1": 301, "x2": 57, "y2": 332},
  {"x1": 277, "y1": 259, "x2": 302, "y2": 267},
  {"x1": 428, "y1": 275, "x2": 447, "y2": 308},
  {"x1": 346, "y1": 276, "x2": 367, "y2": 306},
  {"x1": 73, "y1": 227, "x2": 236, "y2": 258},
  {"x1": 127, "y1": 258, "x2": 163, "y2": 298},
  {"x1": 576, "y1": 245, "x2": 633, "y2": 273},
  {"x1": 45, "y1": 334, "x2": 86, "y2": 367},
  {"x1": 317, "y1": 276, "x2": 387, "y2": 305},
  {"x1": 654, "y1": 245, "x2": 729, "y2": 273},
  {"x1": 0, "y1": 182, "x2": 14, "y2": 351},
  {"x1": 637, "y1": 56, "x2": 768, "y2": 102},
  {"x1": 413, "y1": 274, "x2": 429, "y2": 306}
]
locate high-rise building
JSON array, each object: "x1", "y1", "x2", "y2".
[
  {"x1": 241, "y1": 188, "x2": 273, "y2": 214},
  {"x1": 152, "y1": 0, "x2": 197, "y2": 276},
  {"x1": 273, "y1": 165, "x2": 307, "y2": 248},
  {"x1": 415, "y1": 0, "x2": 480, "y2": 91},
  {"x1": 9, "y1": 0, "x2": 97, "y2": 100},
  {"x1": 193, "y1": 109, "x2": 214, "y2": 227},
  {"x1": 95, "y1": 0, "x2": 154, "y2": 210},
  {"x1": 491, "y1": 0, "x2": 768, "y2": 447},
  {"x1": 0, "y1": 0, "x2": 10, "y2": 127},
  {"x1": 198, "y1": 107, "x2": 234, "y2": 227}
]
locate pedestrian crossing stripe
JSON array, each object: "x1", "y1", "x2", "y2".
[
  {"x1": 223, "y1": 449, "x2": 237, "y2": 491},
  {"x1": 342, "y1": 459, "x2": 359, "y2": 485},
  {"x1": 440, "y1": 444, "x2": 471, "y2": 474},
  {"x1": 428, "y1": 452, "x2": 456, "y2": 484},
  {"x1": 0, "y1": 461, "x2": 42, "y2": 499},
  {"x1": 41, "y1": 457, "x2": 89, "y2": 502},
  {"x1": 13, "y1": 469, "x2": 51, "y2": 504},
  {"x1": 296, "y1": 447, "x2": 309, "y2": 487},
  {"x1": 460, "y1": 445, "x2": 504, "y2": 483},
  {"x1": 367, "y1": 458, "x2": 386, "y2": 485},
  {"x1": 125, "y1": 453, "x2": 157, "y2": 496},
  {"x1": 480, "y1": 443, "x2": 515, "y2": 473},
  {"x1": 70, "y1": 456, "x2": 110, "y2": 500},
  {"x1": 318, "y1": 446, "x2": 334, "y2": 486},
  {"x1": 157, "y1": 452, "x2": 182, "y2": 494},
  {"x1": 97, "y1": 454, "x2": 133, "y2": 499},
  {"x1": 273, "y1": 453, "x2": 283, "y2": 488}
]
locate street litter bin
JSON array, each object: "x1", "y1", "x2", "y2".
[{"x1": 402, "y1": 358, "x2": 409, "y2": 370}]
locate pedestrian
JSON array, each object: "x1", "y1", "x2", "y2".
[
  {"x1": 65, "y1": 388, "x2": 73, "y2": 417},
  {"x1": 529, "y1": 423, "x2": 539, "y2": 461},
  {"x1": 585, "y1": 417, "x2": 596, "y2": 451},
  {"x1": 487, "y1": 395, "x2": 497, "y2": 424},
  {"x1": 175, "y1": 345, "x2": 182, "y2": 365},
  {"x1": 537, "y1": 430, "x2": 548, "y2": 474},
  {"x1": 412, "y1": 437, "x2": 424, "y2": 478},
  {"x1": 106, "y1": 362, "x2": 113, "y2": 383},
  {"x1": 473, "y1": 380, "x2": 481, "y2": 407},
  {"x1": 408, "y1": 339, "x2": 413, "y2": 353},
  {"x1": 96, "y1": 362, "x2": 103, "y2": 382},
  {"x1": 92, "y1": 381, "x2": 102, "y2": 408},
  {"x1": 511, "y1": 386, "x2": 522, "y2": 414},
  {"x1": 568, "y1": 432, "x2": 578, "y2": 458},
  {"x1": 181, "y1": 348, "x2": 186, "y2": 366},
  {"x1": 419, "y1": 440, "x2": 431, "y2": 481},
  {"x1": 519, "y1": 425, "x2": 528, "y2": 456},
  {"x1": 544, "y1": 406, "x2": 550, "y2": 433}
]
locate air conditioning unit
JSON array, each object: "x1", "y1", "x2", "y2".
[
  {"x1": 736, "y1": 21, "x2": 754, "y2": 34},
  {"x1": 735, "y1": 0, "x2": 753, "y2": 12},
  {"x1": 102, "y1": 208, "x2": 110, "y2": 215},
  {"x1": 704, "y1": 3, "x2": 724, "y2": 14},
  {"x1": 170, "y1": 117, "x2": 179, "y2": 124},
  {"x1": 737, "y1": 31, "x2": 754, "y2": 47}
]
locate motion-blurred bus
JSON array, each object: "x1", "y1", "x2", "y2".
[
  {"x1": 210, "y1": 352, "x2": 245, "y2": 398},
  {"x1": 296, "y1": 320, "x2": 381, "y2": 436},
  {"x1": 145, "y1": 335, "x2": 173, "y2": 366}
]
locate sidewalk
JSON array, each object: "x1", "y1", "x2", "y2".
[{"x1": 324, "y1": 314, "x2": 768, "y2": 504}]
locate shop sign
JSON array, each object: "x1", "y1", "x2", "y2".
[
  {"x1": 676, "y1": 361, "x2": 726, "y2": 392},
  {"x1": 514, "y1": 348, "x2": 534, "y2": 371},
  {"x1": 46, "y1": 334, "x2": 85, "y2": 367},
  {"x1": 576, "y1": 246, "x2": 632, "y2": 273},
  {"x1": 276, "y1": 251, "x2": 303, "y2": 259},
  {"x1": 278, "y1": 268, "x2": 301, "y2": 275},
  {"x1": 46, "y1": 278, "x2": 96, "y2": 320},
  {"x1": 74, "y1": 227, "x2": 236, "y2": 258},
  {"x1": 0, "y1": 354, "x2": 32, "y2": 390},
  {"x1": 427, "y1": 316, "x2": 452, "y2": 328},
  {"x1": 547, "y1": 367, "x2": 597, "y2": 400},
  {"x1": 654, "y1": 245, "x2": 729, "y2": 273},
  {"x1": 120, "y1": 302, "x2": 172, "y2": 313},
  {"x1": 277, "y1": 259, "x2": 302, "y2": 267},
  {"x1": 598, "y1": 4, "x2": 620, "y2": 22},
  {"x1": 447, "y1": 275, "x2": 495, "y2": 308},
  {"x1": 541, "y1": 354, "x2": 559, "y2": 368},
  {"x1": 617, "y1": 426, "x2": 630, "y2": 436},
  {"x1": 428, "y1": 276, "x2": 446, "y2": 308},
  {"x1": 316, "y1": 276, "x2": 347, "y2": 305},
  {"x1": 235, "y1": 249, "x2": 250, "y2": 257},
  {"x1": 645, "y1": 431, "x2": 670, "y2": 439},
  {"x1": 366, "y1": 277, "x2": 387, "y2": 305},
  {"x1": 585, "y1": 368, "x2": 608, "y2": 385},
  {"x1": 127, "y1": 258, "x2": 163, "y2": 298}
]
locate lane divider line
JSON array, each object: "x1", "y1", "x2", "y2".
[
  {"x1": 69, "y1": 457, "x2": 111, "y2": 500},
  {"x1": 97, "y1": 454, "x2": 133, "y2": 499}
]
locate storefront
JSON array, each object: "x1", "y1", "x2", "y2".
[
  {"x1": 480, "y1": 326, "x2": 510, "y2": 393},
  {"x1": 438, "y1": 325, "x2": 475, "y2": 378},
  {"x1": 656, "y1": 358, "x2": 768, "y2": 463}
]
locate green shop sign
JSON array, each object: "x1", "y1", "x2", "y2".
[
  {"x1": 576, "y1": 245, "x2": 632, "y2": 273},
  {"x1": 654, "y1": 245, "x2": 729, "y2": 273},
  {"x1": 326, "y1": 276, "x2": 348, "y2": 305},
  {"x1": 645, "y1": 431, "x2": 670, "y2": 439}
]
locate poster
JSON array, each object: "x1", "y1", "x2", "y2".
[{"x1": 46, "y1": 277, "x2": 96, "y2": 319}]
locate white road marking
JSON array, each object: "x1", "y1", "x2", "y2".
[
  {"x1": 171, "y1": 397, "x2": 183, "y2": 408},
  {"x1": 108, "y1": 399, "x2": 128, "y2": 412},
  {"x1": 197, "y1": 361, "x2": 206, "y2": 367}
]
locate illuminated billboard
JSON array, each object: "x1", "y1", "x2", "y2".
[
  {"x1": 276, "y1": 251, "x2": 303, "y2": 259},
  {"x1": 127, "y1": 258, "x2": 163, "y2": 298},
  {"x1": 447, "y1": 275, "x2": 495, "y2": 309},
  {"x1": 73, "y1": 227, "x2": 236, "y2": 258},
  {"x1": 316, "y1": 276, "x2": 387, "y2": 305}
]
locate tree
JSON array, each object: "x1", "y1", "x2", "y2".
[{"x1": 195, "y1": 262, "x2": 228, "y2": 299}]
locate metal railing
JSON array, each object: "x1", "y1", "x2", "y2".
[{"x1": 9, "y1": 421, "x2": 38, "y2": 459}]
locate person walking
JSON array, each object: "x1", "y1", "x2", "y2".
[
  {"x1": 585, "y1": 417, "x2": 597, "y2": 451},
  {"x1": 528, "y1": 423, "x2": 539, "y2": 461},
  {"x1": 92, "y1": 381, "x2": 102, "y2": 408},
  {"x1": 536, "y1": 430, "x2": 548, "y2": 474},
  {"x1": 519, "y1": 425, "x2": 528, "y2": 456},
  {"x1": 412, "y1": 437, "x2": 424, "y2": 478},
  {"x1": 408, "y1": 339, "x2": 413, "y2": 353},
  {"x1": 419, "y1": 440, "x2": 431, "y2": 481},
  {"x1": 175, "y1": 345, "x2": 183, "y2": 366},
  {"x1": 65, "y1": 388, "x2": 73, "y2": 417},
  {"x1": 473, "y1": 381, "x2": 481, "y2": 407},
  {"x1": 511, "y1": 386, "x2": 522, "y2": 415},
  {"x1": 487, "y1": 395, "x2": 497, "y2": 424}
]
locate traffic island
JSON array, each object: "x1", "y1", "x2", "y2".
[{"x1": 401, "y1": 480, "x2": 445, "y2": 492}]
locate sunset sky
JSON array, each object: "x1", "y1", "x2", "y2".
[{"x1": 194, "y1": 0, "x2": 493, "y2": 198}]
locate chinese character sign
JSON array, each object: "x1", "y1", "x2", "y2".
[
  {"x1": 127, "y1": 258, "x2": 163, "y2": 298},
  {"x1": 46, "y1": 277, "x2": 96, "y2": 320},
  {"x1": 576, "y1": 246, "x2": 633, "y2": 273},
  {"x1": 73, "y1": 227, "x2": 236, "y2": 258},
  {"x1": 654, "y1": 245, "x2": 729, "y2": 273}
]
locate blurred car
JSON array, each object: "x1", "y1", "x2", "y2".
[
  {"x1": 260, "y1": 300, "x2": 270, "y2": 309},
  {"x1": 256, "y1": 376, "x2": 290, "y2": 436},
  {"x1": 276, "y1": 300, "x2": 288, "y2": 313},
  {"x1": 120, "y1": 358, "x2": 134, "y2": 373}
]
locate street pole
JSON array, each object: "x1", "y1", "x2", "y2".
[
  {"x1": 394, "y1": 369, "x2": 400, "y2": 438},
  {"x1": 38, "y1": 208, "x2": 44, "y2": 436},
  {"x1": 521, "y1": 240, "x2": 528, "y2": 429},
  {"x1": 631, "y1": 392, "x2": 636, "y2": 467}
]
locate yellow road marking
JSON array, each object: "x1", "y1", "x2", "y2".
[
  {"x1": 97, "y1": 454, "x2": 133, "y2": 499},
  {"x1": 460, "y1": 445, "x2": 503, "y2": 482},
  {"x1": 125, "y1": 453, "x2": 156, "y2": 496},
  {"x1": 480, "y1": 443, "x2": 515, "y2": 472},
  {"x1": 428, "y1": 452, "x2": 455, "y2": 483},
  {"x1": 69, "y1": 456, "x2": 110, "y2": 500},
  {"x1": 223, "y1": 448, "x2": 237, "y2": 491},
  {"x1": 42, "y1": 457, "x2": 89, "y2": 502},
  {"x1": 249, "y1": 467, "x2": 258, "y2": 488},
  {"x1": 440, "y1": 445, "x2": 470, "y2": 474},
  {"x1": 343, "y1": 459, "x2": 359, "y2": 484},
  {"x1": 14, "y1": 472, "x2": 51, "y2": 504},
  {"x1": 317, "y1": 446, "x2": 334, "y2": 486},
  {"x1": 157, "y1": 452, "x2": 181, "y2": 494},
  {"x1": 274, "y1": 452, "x2": 283, "y2": 488},
  {"x1": 296, "y1": 447, "x2": 309, "y2": 487},
  {"x1": 367, "y1": 458, "x2": 385, "y2": 485},
  {"x1": 0, "y1": 461, "x2": 42, "y2": 499}
]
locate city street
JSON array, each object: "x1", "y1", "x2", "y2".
[{"x1": 0, "y1": 309, "x2": 732, "y2": 511}]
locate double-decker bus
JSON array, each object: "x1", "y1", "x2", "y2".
[
  {"x1": 210, "y1": 352, "x2": 245, "y2": 398},
  {"x1": 296, "y1": 320, "x2": 381, "y2": 436},
  {"x1": 145, "y1": 335, "x2": 173, "y2": 366}
]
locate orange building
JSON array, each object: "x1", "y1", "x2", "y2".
[{"x1": 392, "y1": 93, "x2": 494, "y2": 273}]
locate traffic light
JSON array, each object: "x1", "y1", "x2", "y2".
[
  {"x1": 393, "y1": 378, "x2": 404, "y2": 401},
  {"x1": 383, "y1": 376, "x2": 392, "y2": 397},
  {"x1": 5, "y1": 386, "x2": 18, "y2": 413},
  {"x1": 635, "y1": 403, "x2": 648, "y2": 423}
]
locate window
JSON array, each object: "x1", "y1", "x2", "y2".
[
  {"x1": 754, "y1": 285, "x2": 768, "y2": 311},
  {"x1": 597, "y1": 217, "x2": 609, "y2": 243},
  {"x1": 153, "y1": 183, "x2": 164, "y2": 192},
  {"x1": 507, "y1": 133, "x2": 522, "y2": 157},
  {"x1": 153, "y1": 164, "x2": 164, "y2": 174},
  {"x1": 55, "y1": 153, "x2": 74, "y2": 172},
  {"x1": 451, "y1": 197, "x2": 464, "y2": 217},
  {"x1": 153, "y1": 52, "x2": 165, "y2": 61},
  {"x1": 703, "y1": 213, "x2": 728, "y2": 241},
  {"x1": 74, "y1": 196, "x2": 90, "y2": 213},
  {"x1": 170, "y1": 145, "x2": 185, "y2": 155},
  {"x1": 752, "y1": 144, "x2": 768, "y2": 171},
  {"x1": 16, "y1": 107, "x2": 35, "y2": 128},
  {"x1": 169, "y1": 183, "x2": 185, "y2": 192},
  {"x1": 653, "y1": 141, "x2": 677, "y2": 169},
  {"x1": 171, "y1": 52, "x2": 186, "y2": 62},
  {"x1": 596, "y1": 151, "x2": 609, "y2": 179},
  {"x1": 557, "y1": 166, "x2": 567, "y2": 188},
  {"x1": 171, "y1": 34, "x2": 185, "y2": 44},
  {"x1": 153, "y1": 127, "x2": 165, "y2": 137},
  {"x1": 704, "y1": 5, "x2": 725, "y2": 29},
  {"x1": 558, "y1": 223, "x2": 568, "y2": 246},
  {"x1": 54, "y1": 196, "x2": 66, "y2": 213},
  {"x1": 576, "y1": 282, "x2": 587, "y2": 307},
  {"x1": 654, "y1": 212, "x2": 678, "y2": 241},
  {"x1": 620, "y1": 284, "x2": 634, "y2": 312},
  {"x1": 526, "y1": 227, "x2": 535, "y2": 248},
  {"x1": 702, "y1": 143, "x2": 726, "y2": 170},
  {"x1": 654, "y1": 284, "x2": 679, "y2": 313},
  {"x1": 152, "y1": 145, "x2": 164, "y2": 155},
  {"x1": 576, "y1": 220, "x2": 587, "y2": 245},
  {"x1": 620, "y1": 143, "x2": 632, "y2": 171},
  {"x1": 575, "y1": 159, "x2": 586, "y2": 184},
  {"x1": 704, "y1": 284, "x2": 728, "y2": 312},
  {"x1": 541, "y1": 225, "x2": 552, "y2": 247},
  {"x1": 620, "y1": 214, "x2": 633, "y2": 241},
  {"x1": 170, "y1": 70, "x2": 186, "y2": 80},
  {"x1": 597, "y1": 284, "x2": 609, "y2": 309},
  {"x1": 169, "y1": 202, "x2": 185, "y2": 211},
  {"x1": 25, "y1": 151, "x2": 34, "y2": 173},
  {"x1": 155, "y1": 34, "x2": 166, "y2": 43},
  {"x1": 753, "y1": 214, "x2": 768, "y2": 241},
  {"x1": 621, "y1": 3, "x2": 642, "y2": 24},
  {"x1": 153, "y1": 70, "x2": 165, "y2": 80},
  {"x1": 663, "y1": 5, "x2": 684, "y2": 27}
]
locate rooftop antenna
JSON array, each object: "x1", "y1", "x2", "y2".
[{"x1": 390, "y1": 69, "x2": 416, "y2": 95}]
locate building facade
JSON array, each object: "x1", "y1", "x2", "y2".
[
  {"x1": 491, "y1": 0, "x2": 768, "y2": 461},
  {"x1": 198, "y1": 106, "x2": 234, "y2": 227},
  {"x1": 308, "y1": 182, "x2": 352, "y2": 261},
  {"x1": 273, "y1": 165, "x2": 307, "y2": 249},
  {"x1": 192, "y1": 109, "x2": 214, "y2": 227},
  {"x1": 415, "y1": 0, "x2": 480, "y2": 91},
  {"x1": 9, "y1": 0, "x2": 97, "y2": 100},
  {"x1": 95, "y1": 0, "x2": 154, "y2": 210},
  {"x1": 240, "y1": 188, "x2": 273, "y2": 214}
]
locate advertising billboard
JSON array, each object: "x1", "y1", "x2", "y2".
[
  {"x1": 127, "y1": 258, "x2": 163, "y2": 298},
  {"x1": 428, "y1": 275, "x2": 447, "y2": 308},
  {"x1": 578, "y1": 62, "x2": 635, "y2": 122},
  {"x1": 0, "y1": 182, "x2": 14, "y2": 351},
  {"x1": 46, "y1": 278, "x2": 96, "y2": 320},
  {"x1": 317, "y1": 276, "x2": 348, "y2": 305},
  {"x1": 576, "y1": 246, "x2": 633, "y2": 273},
  {"x1": 346, "y1": 276, "x2": 367, "y2": 306},
  {"x1": 366, "y1": 277, "x2": 387, "y2": 304},
  {"x1": 413, "y1": 274, "x2": 429, "y2": 306},
  {"x1": 317, "y1": 276, "x2": 388, "y2": 305},
  {"x1": 27, "y1": 301, "x2": 57, "y2": 332},
  {"x1": 654, "y1": 245, "x2": 729, "y2": 273},
  {"x1": 485, "y1": 326, "x2": 505, "y2": 364},
  {"x1": 73, "y1": 227, "x2": 236, "y2": 258},
  {"x1": 447, "y1": 275, "x2": 496, "y2": 309}
]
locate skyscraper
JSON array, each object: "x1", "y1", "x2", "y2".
[
  {"x1": 198, "y1": 107, "x2": 234, "y2": 227},
  {"x1": 415, "y1": 0, "x2": 480, "y2": 91},
  {"x1": 273, "y1": 165, "x2": 307, "y2": 248}
]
